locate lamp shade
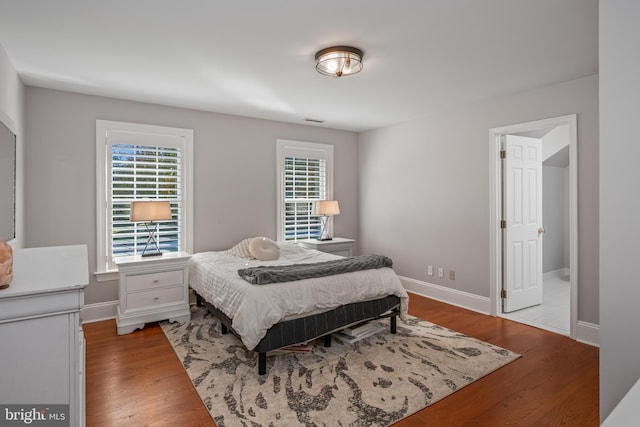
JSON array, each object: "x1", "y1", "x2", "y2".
[
  {"x1": 130, "y1": 200, "x2": 172, "y2": 222},
  {"x1": 315, "y1": 200, "x2": 340, "y2": 216}
]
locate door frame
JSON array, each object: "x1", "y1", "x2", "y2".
[{"x1": 489, "y1": 114, "x2": 578, "y2": 338}]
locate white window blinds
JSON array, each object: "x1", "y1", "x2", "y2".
[
  {"x1": 276, "y1": 139, "x2": 333, "y2": 241},
  {"x1": 110, "y1": 144, "x2": 181, "y2": 257},
  {"x1": 283, "y1": 156, "x2": 326, "y2": 240}
]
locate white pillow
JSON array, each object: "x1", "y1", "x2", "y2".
[
  {"x1": 225, "y1": 238, "x2": 255, "y2": 259},
  {"x1": 249, "y1": 237, "x2": 280, "y2": 261}
]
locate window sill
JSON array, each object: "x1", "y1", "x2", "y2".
[{"x1": 94, "y1": 270, "x2": 118, "y2": 282}]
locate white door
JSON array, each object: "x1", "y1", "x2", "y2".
[{"x1": 503, "y1": 134, "x2": 543, "y2": 313}]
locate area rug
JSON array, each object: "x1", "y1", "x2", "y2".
[{"x1": 160, "y1": 307, "x2": 520, "y2": 427}]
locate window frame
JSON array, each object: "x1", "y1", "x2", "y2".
[
  {"x1": 95, "y1": 120, "x2": 193, "y2": 280},
  {"x1": 276, "y1": 139, "x2": 334, "y2": 242}
]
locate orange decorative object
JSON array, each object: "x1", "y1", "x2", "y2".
[{"x1": 0, "y1": 239, "x2": 13, "y2": 289}]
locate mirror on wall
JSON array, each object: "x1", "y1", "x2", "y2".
[{"x1": 0, "y1": 115, "x2": 16, "y2": 242}]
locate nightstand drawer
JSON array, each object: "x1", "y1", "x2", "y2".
[
  {"x1": 126, "y1": 270, "x2": 184, "y2": 292},
  {"x1": 331, "y1": 248, "x2": 352, "y2": 257},
  {"x1": 126, "y1": 286, "x2": 184, "y2": 310}
]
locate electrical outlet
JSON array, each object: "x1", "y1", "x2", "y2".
[
  {"x1": 449, "y1": 270, "x2": 455, "y2": 280},
  {"x1": 427, "y1": 265, "x2": 433, "y2": 276},
  {"x1": 438, "y1": 267, "x2": 444, "y2": 278}
]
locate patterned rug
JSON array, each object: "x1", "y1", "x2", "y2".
[{"x1": 161, "y1": 307, "x2": 519, "y2": 427}]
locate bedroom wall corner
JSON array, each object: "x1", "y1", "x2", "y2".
[{"x1": 358, "y1": 74, "x2": 599, "y2": 327}]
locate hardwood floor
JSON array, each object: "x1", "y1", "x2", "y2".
[
  {"x1": 85, "y1": 320, "x2": 213, "y2": 427},
  {"x1": 84, "y1": 294, "x2": 599, "y2": 426}
]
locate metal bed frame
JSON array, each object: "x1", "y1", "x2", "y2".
[{"x1": 195, "y1": 292, "x2": 401, "y2": 375}]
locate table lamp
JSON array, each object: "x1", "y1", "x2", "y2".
[
  {"x1": 315, "y1": 200, "x2": 340, "y2": 241},
  {"x1": 129, "y1": 200, "x2": 172, "y2": 257}
]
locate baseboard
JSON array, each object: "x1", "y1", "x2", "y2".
[
  {"x1": 81, "y1": 300, "x2": 118, "y2": 324},
  {"x1": 399, "y1": 276, "x2": 492, "y2": 315},
  {"x1": 80, "y1": 283, "x2": 599, "y2": 346},
  {"x1": 576, "y1": 320, "x2": 600, "y2": 347},
  {"x1": 400, "y1": 275, "x2": 600, "y2": 347}
]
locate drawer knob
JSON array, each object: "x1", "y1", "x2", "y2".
[
  {"x1": 153, "y1": 296, "x2": 160, "y2": 301},
  {"x1": 153, "y1": 279, "x2": 160, "y2": 283}
]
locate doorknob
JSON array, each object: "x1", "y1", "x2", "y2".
[{"x1": 538, "y1": 227, "x2": 545, "y2": 234}]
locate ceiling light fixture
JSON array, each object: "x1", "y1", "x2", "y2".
[{"x1": 315, "y1": 46, "x2": 363, "y2": 78}]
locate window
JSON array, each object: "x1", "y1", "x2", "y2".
[
  {"x1": 276, "y1": 139, "x2": 333, "y2": 241},
  {"x1": 96, "y1": 121, "x2": 193, "y2": 278}
]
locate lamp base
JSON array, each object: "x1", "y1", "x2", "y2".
[
  {"x1": 141, "y1": 251, "x2": 163, "y2": 258},
  {"x1": 316, "y1": 237, "x2": 333, "y2": 241},
  {"x1": 140, "y1": 222, "x2": 162, "y2": 258}
]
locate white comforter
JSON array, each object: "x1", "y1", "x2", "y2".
[{"x1": 188, "y1": 242, "x2": 409, "y2": 350}]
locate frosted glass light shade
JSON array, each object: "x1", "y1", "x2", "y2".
[{"x1": 315, "y1": 46, "x2": 363, "y2": 78}]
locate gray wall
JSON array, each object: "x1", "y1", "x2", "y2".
[
  {"x1": 358, "y1": 74, "x2": 599, "y2": 324},
  {"x1": 542, "y1": 164, "x2": 569, "y2": 273},
  {"x1": 600, "y1": 1, "x2": 640, "y2": 420},
  {"x1": 0, "y1": 44, "x2": 24, "y2": 249},
  {"x1": 24, "y1": 87, "x2": 359, "y2": 305}
]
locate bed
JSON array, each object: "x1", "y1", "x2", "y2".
[{"x1": 188, "y1": 239, "x2": 409, "y2": 374}]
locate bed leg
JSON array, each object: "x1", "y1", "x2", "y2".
[
  {"x1": 221, "y1": 323, "x2": 228, "y2": 335},
  {"x1": 196, "y1": 293, "x2": 203, "y2": 307},
  {"x1": 258, "y1": 353, "x2": 267, "y2": 375},
  {"x1": 390, "y1": 314, "x2": 397, "y2": 334},
  {"x1": 323, "y1": 334, "x2": 332, "y2": 347}
]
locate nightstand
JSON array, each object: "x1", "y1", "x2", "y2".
[
  {"x1": 115, "y1": 251, "x2": 191, "y2": 335},
  {"x1": 299, "y1": 237, "x2": 355, "y2": 257}
]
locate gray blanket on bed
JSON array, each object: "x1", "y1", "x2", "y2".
[{"x1": 238, "y1": 254, "x2": 393, "y2": 285}]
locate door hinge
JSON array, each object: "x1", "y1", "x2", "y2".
[
  {"x1": 500, "y1": 220, "x2": 506, "y2": 229},
  {"x1": 501, "y1": 289, "x2": 507, "y2": 299},
  {"x1": 500, "y1": 150, "x2": 506, "y2": 159}
]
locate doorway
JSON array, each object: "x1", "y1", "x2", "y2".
[{"x1": 489, "y1": 115, "x2": 578, "y2": 338}]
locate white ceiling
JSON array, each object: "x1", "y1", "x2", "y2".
[{"x1": 0, "y1": 0, "x2": 598, "y2": 132}]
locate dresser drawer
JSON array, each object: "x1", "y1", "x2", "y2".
[
  {"x1": 126, "y1": 270, "x2": 184, "y2": 292},
  {"x1": 126, "y1": 286, "x2": 184, "y2": 310}
]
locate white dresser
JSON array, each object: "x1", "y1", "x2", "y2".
[
  {"x1": 115, "y1": 252, "x2": 191, "y2": 335},
  {"x1": 0, "y1": 245, "x2": 88, "y2": 427}
]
